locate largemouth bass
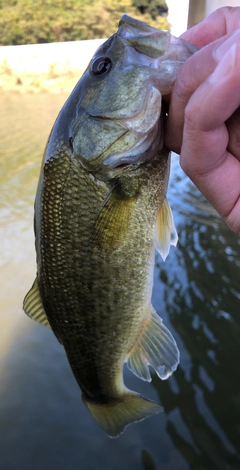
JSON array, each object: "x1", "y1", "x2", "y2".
[{"x1": 23, "y1": 15, "x2": 195, "y2": 437}]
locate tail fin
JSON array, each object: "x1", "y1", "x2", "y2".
[{"x1": 82, "y1": 391, "x2": 163, "y2": 438}]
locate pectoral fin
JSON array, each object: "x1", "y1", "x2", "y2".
[
  {"x1": 127, "y1": 306, "x2": 179, "y2": 381},
  {"x1": 155, "y1": 197, "x2": 178, "y2": 261},
  {"x1": 23, "y1": 278, "x2": 51, "y2": 328},
  {"x1": 93, "y1": 185, "x2": 136, "y2": 250}
]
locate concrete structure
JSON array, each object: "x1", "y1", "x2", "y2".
[
  {"x1": 0, "y1": 38, "x2": 105, "y2": 93},
  {"x1": 0, "y1": 38, "x2": 105, "y2": 77}
]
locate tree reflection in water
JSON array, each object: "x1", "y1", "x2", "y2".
[
  {"x1": 141, "y1": 449, "x2": 156, "y2": 470},
  {"x1": 151, "y1": 158, "x2": 240, "y2": 469}
]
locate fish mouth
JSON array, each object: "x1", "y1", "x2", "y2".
[
  {"x1": 119, "y1": 15, "x2": 171, "y2": 59},
  {"x1": 118, "y1": 14, "x2": 197, "y2": 66}
]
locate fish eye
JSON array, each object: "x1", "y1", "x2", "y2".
[{"x1": 91, "y1": 57, "x2": 112, "y2": 76}]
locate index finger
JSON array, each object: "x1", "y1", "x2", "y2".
[
  {"x1": 181, "y1": 6, "x2": 240, "y2": 47},
  {"x1": 164, "y1": 6, "x2": 240, "y2": 153}
]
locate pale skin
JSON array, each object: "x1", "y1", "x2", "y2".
[{"x1": 164, "y1": 7, "x2": 240, "y2": 236}]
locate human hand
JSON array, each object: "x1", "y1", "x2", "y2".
[{"x1": 165, "y1": 7, "x2": 240, "y2": 235}]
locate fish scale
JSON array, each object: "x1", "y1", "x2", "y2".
[{"x1": 42, "y1": 149, "x2": 165, "y2": 360}]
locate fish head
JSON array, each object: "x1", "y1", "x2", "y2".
[{"x1": 46, "y1": 15, "x2": 196, "y2": 177}]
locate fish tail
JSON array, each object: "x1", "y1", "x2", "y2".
[{"x1": 82, "y1": 391, "x2": 163, "y2": 438}]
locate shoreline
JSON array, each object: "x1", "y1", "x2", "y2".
[
  {"x1": 0, "y1": 39, "x2": 105, "y2": 93},
  {"x1": 0, "y1": 70, "x2": 83, "y2": 94}
]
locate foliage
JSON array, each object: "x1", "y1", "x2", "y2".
[
  {"x1": 133, "y1": 0, "x2": 168, "y2": 20},
  {"x1": 0, "y1": 0, "x2": 170, "y2": 45}
]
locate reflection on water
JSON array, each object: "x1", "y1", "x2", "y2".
[
  {"x1": 153, "y1": 160, "x2": 240, "y2": 469},
  {"x1": 141, "y1": 449, "x2": 156, "y2": 469},
  {"x1": 0, "y1": 94, "x2": 240, "y2": 470}
]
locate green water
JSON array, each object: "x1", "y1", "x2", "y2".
[{"x1": 0, "y1": 93, "x2": 240, "y2": 470}]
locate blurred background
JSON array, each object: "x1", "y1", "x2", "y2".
[{"x1": 1, "y1": 1, "x2": 240, "y2": 469}]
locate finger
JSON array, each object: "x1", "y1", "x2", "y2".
[
  {"x1": 164, "y1": 29, "x2": 240, "y2": 153},
  {"x1": 180, "y1": 6, "x2": 240, "y2": 47},
  {"x1": 180, "y1": 44, "x2": 240, "y2": 234},
  {"x1": 164, "y1": 41, "x2": 217, "y2": 153}
]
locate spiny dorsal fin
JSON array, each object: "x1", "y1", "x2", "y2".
[
  {"x1": 93, "y1": 185, "x2": 136, "y2": 250},
  {"x1": 23, "y1": 278, "x2": 51, "y2": 329},
  {"x1": 127, "y1": 306, "x2": 179, "y2": 381},
  {"x1": 155, "y1": 197, "x2": 178, "y2": 261}
]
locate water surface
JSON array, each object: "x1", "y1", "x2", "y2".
[{"x1": 0, "y1": 93, "x2": 240, "y2": 470}]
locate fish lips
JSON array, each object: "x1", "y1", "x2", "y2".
[
  {"x1": 119, "y1": 15, "x2": 171, "y2": 59},
  {"x1": 119, "y1": 15, "x2": 197, "y2": 63}
]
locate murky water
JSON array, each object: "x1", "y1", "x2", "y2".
[{"x1": 1, "y1": 93, "x2": 240, "y2": 470}]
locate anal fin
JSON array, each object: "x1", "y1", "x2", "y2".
[
  {"x1": 127, "y1": 307, "x2": 179, "y2": 381},
  {"x1": 23, "y1": 278, "x2": 51, "y2": 329}
]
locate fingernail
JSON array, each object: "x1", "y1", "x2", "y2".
[
  {"x1": 209, "y1": 44, "x2": 237, "y2": 84},
  {"x1": 213, "y1": 30, "x2": 240, "y2": 62}
]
